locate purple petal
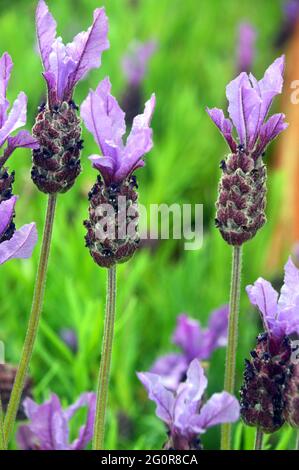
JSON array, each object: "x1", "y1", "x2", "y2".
[
  {"x1": 279, "y1": 258, "x2": 299, "y2": 309},
  {"x1": 0, "y1": 52, "x2": 13, "y2": 127},
  {"x1": 115, "y1": 94, "x2": 156, "y2": 181},
  {"x1": 250, "y1": 56, "x2": 285, "y2": 127},
  {"x1": 36, "y1": 0, "x2": 57, "y2": 71},
  {"x1": 202, "y1": 305, "x2": 229, "y2": 358},
  {"x1": 43, "y1": 71, "x2": 57, "y2": 105},
  {"x1": 23, "y1": 395, "x2": 69, "y2": 450},
  {"x1": 66, "y1": 392, "x2": 96, "y2": 450},
  {"x1": 0, "y1": 223, "x2": 37, "y2": 265},
  {"x1": 80, "y1": 77, "x2": 125, "y2": 157},
  {"x1": 246, "y1": 278, "x2": 283, "y2": 337},
  {"x1": 206, "y1": 107, "x2": 237, "y2": 152},
  {"x1": 65, "y1": 8, "x2": 109, "y2": 96},
  {"x1": 6, "y1": 130, "x2": 39, "y2": 154},
  {"x1": 122, "y1": 40, "x2": 157, "y2": 86},
  {"x1": 173, "y1": 360, "x2": 208, "y2": 435},
  {"x1": 195, "y1": 392, "x2": 240, "y2": 430},
  {"x1": 172, "y1": 314, "x2": 205, "y2": 361},
  {"x1": 137, "y1": 371, "x2": 175, "y2": 425},
  {"x1": 48, "y1": 38, "x2": 76, "y2": 102},
  {"x1": 16, "y1": 425, "x2": 39, "y2": 450},
  {"x1": 226, "y1": 72, "x2": 261, "y2": 148},
  {"x1": 0, "y1": 196, "x2": 17, "y2": 237},
  {"x1": 255, "y1": 113, "x2": 288, "y2": 156},
  {"x1": 237, "y1": 22, "x2": 256, "y2": 74},
  {"x1": 150, "y1": 353, "x2": 188, "y2": 391},
  {"x1": 0, "y1": 92, "x2": 27, "y2": 147}
]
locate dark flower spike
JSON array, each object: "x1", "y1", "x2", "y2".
[
  {"x1": 0, "y1": 196, "x2": 37, "y2": 265},
  {"x1": 81, "y1": 77, "x2": 155, "y2": 267},
  {"x1": 151, "y1": 306, "x2": 229, "y2": 390},
  {"x1": 0, "y1": 364, "x2": 33, "y2": 421},
  {"x1": 32, "y1": 0, "x2": 109, "y2": 194},
  {"x1": 240, "y1": 258, "x2": 299, "y2": 433},
  {"x1": 0, "y1": 52, "x2": 39, "y2": 202},
  {"x1": 138, "y1": 359, "x2": 240, "y2": 450},
  {"x1": 207, "y1": 56, "x2": 288, "y2": 246},
  {"x1": 243, "y1": 258, "x2": 299, "y2": 432},
  {"x1": 17, "y1": 392, "x2": 96, "y2": 450}
]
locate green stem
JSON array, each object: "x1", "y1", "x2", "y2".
[
  {"x1": 3, "y1": 194, "x2": 57, "y2": 447},
  {"x1": 254, "y1": 428, "x2": 263, "y2": 450},
  {"x1": 93, "y1": 266, "x2": 117, "y2": 450},
  {"x1": 221, "y1": 245, "x2": 243, "y2": 450},
  {"x1": 0, "y1": 396, "x2": 5, "y2": 450}
]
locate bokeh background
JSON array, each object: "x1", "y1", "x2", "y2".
[{"x1": 0, "y1": 0, "x2": 298, "y2": 450}]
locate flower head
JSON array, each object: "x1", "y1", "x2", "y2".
[
  {"x1": 246, "y1": 258, "x2": 299, "y2": 342},
  {"x1": 236, "y1": 22, "x2": 257, "y2": 74},
  {"x1": 138, "y1": 359, "x2": 240, "y2": 450},
  {"x1": 122, "y1": 40, "x2": 157, "y2": 87},
  {"x1": 0, "y1": 197, "x2": 37, "y2": 265},
  {"x1": 81, "y1": 77, "x2": 155, "y2": 185},
  {"x1": 36, "y1": 0, "x2": 109, "y2": 107},
  {"x1": 151, "y1": 306, "x2": 229, "y2": 390},
  {"x1": 17, "y1": 392, "x2": 96, "y2": 450},
  {"x1": 207, "y1": 56, "x2": 287, "y2": 157}
]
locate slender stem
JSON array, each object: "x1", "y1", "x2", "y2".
[
  {"x1": 92, "y1": 266, "x2": 117, "y2": 450},
  {"x1": 0, "y1": 396, "x2": 5, "y2": 450},
  {"x1": 296, "y1": 430, "x2": 299, "y2": 450},
  {"x1": 3, "y1": 194, "x2": 57, "y2": 447},
  {"x1": 254, "y1": 428, "x2": 263, "y2": 450},
  {"x1": 221, "y1": 245, "x2": 243, "y2": 450}
]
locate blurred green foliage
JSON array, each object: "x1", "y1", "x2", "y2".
[{"x1": 0, "y1": 0, "x2": 295, "y2": 450}]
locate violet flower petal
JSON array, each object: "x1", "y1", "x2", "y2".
[
  {"x1": 255, "y1": 113, "x2": 288, "y2": 156},
  {"x1": 48, "y1": 38, "x2": 77, "y2": 102},
  {"x1": 0, "y1": 223, "x2": 37, "y2": 265},
  {"x1": 237, "y1": 23, "x2": 256, "y2": 74},
  {"x1": 0, "y1": 196, "x2": 17, "y2": 237},
  {"x1": 137, "y1": 371, "x2": 175, "y2": 426},
  {"x1": 81, "y1": 77, "x2": 126, "y2": 157},
  {"x1": 66, "y1": 8, "x2": 109, "y2": 94},
  {"x1": 226, "y1": 72, "x2": 261, "y2": 148},
  {"x1": 115, "y1": 94, "x2": 156, "y2": 181},
  {"x1": 65, "y1": 392, "x2": 96, "y2": 450},
  {"x1": 23, "y1": 395, "x2": 69, "y2": 450},
  {"x1": 122, "y1": 40, "x2": 157, "y2": 86},
  {"x1": 195, "y1": 392, "x2": 240, "y2": 430},
  {"x1": 0, "y1": 52, "x2": 13, "y2": 127},
  {"x1": 172, "y1": 314, "x2": 205, "y2": 361},
  {"x1": 36, "y1": 0, "x2": 57, "y2": 71},
  {"x1": 202, "y1": 305, "x2": 229, "y2": 356},
  {"x1": 7, "y1": 130, "x2": 39, "y2": 153},
  {"x1": 246, "y1": 278, "x2": 285, "y2": 337},
  {"x1": 17, "y1": 425, "x2": 39, "y2": 450},
  {"x1": 206, "y1": 107, "x2": 237, "y2": 152},
  {"x1": 150, "y1": 353, "x2": 188, "y2": 391},
  {"x1": 0, "y1": 92, "x2": 27, "y2": 147}
]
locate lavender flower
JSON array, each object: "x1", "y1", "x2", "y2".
[
  {"x1": 122, "y1": 41, "x2": 156, "y2": 87},
  {"x1": 240, "y1": 258, "x2": 299, "y2": 433},
  {"x1": 0, "y1": 363, "x2": 33, "y2": 420},
  {"x1": 0, "y1": 197, "x2": 37, "y2": 265},
  {"x1": 138, "y1": 359, "x2": 240, "y2": 450},
  {"x1": 0, "y1": 52, "x2": 39, "y2": 202},
  {"x1": 207, "y1": 56, "x2": 288, "y2": 246},
  {"x1": 17, "y1": 392, "x2": 96, "y2": 450},
  {"x1": 236, "y1": 23, "x2": 257, "y2": 74},
  {"x1": 81, "y1": 78, "x2": 155, "y2": 267},
  {"x1": 121, "y1": 40, "x2": 157, "y2": 126},
  {"x1": 275, "y1": 0, "x2": 299, "y2": 47},
  {"x1": 151, "y1": 307, "x2": 229, "y2": 390},
  {"x1": 32, "y1": 0, "x2": 109, "y2": 194}
]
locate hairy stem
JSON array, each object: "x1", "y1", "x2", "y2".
[
  {"x1": 3, "y1": 194, "x2": 57, "y2": 447},
  {"x1": 254, "y1": 428, "x2": 263, "y2": 450},
  {"x1": 93, "y1": 266, "x2": 117, "y2": 450},
  {"x1": 221, "y1": 245, "x2": 243, "y2": 450}
]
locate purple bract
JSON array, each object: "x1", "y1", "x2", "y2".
[{"x1": 17, "y1": 392, "x2": 96, "y2": 450}]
